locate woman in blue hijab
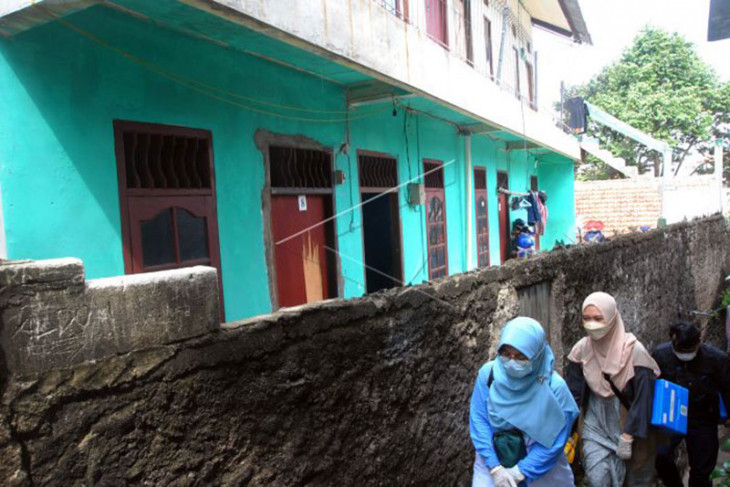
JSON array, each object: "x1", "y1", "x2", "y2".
[{"x1": 470, "y1": 317, "x2": 579, "y2": 486}]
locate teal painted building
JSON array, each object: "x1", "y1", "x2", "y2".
[{"x1": 0, "y1": 1, "x2": 581, "y2": 322}]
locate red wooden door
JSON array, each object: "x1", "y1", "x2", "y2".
[
  {"x1": 270, "y1": 195, "x2": 331, "y2": 308},
  {"x1": 425, "y1": 0, "x2": 448, "y2": 46},
  {"x1": 474, "y1": 167, "x2": 489, "y2": 267},
  {"x1": 426, "y1": 188, "x2": 448, "y2": 279},
  {"x1": 497, "y1": 171, "x2": 510, "y2": 263}
]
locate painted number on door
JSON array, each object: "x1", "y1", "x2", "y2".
[{"x1": 298, "y1": 195, "x2": 307, "y2": 212}]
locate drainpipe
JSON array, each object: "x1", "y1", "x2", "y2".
[
  {"x1": 495, "y1": 5, "x2": 509, "y2": 84},
  {"x1": 465, "y1": 132, "x2": 473, "y2": 271},
  {"x1": 661, "y1": 145, "x2": 674, "y2": 223},
  {"x1": 0, "y1": 182, "x2": 6, "y2": 259}
]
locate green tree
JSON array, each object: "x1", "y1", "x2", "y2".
[{"x1": 569, "y1": 28, "x2": 730, "y2": 179}]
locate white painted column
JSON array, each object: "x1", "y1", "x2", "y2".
[
  {"x1": 0, "y1": 183, "x2": 7, "y2": 259},
  {"x1": 465, "y1": 133, "x2": 473, "y2": 271},
  {"x1": 661, "y1": 145, "x2": 674, "y2": 223},
  {"x1": 715, "y1": 137, "x2": 724, "y2": 214}
]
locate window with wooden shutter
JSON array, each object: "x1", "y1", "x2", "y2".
[
  {"x1": 113, "y1": 121, "x2": 223, "y2": 313},
  {"x1": 424, "y1": 159, "x2": 448, "y2": 279}
]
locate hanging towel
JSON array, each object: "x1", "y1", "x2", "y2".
[{"x1": 537, "y1": 197, "x2": 548, "y2": 236}]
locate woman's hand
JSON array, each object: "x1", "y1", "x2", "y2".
[
  {"x1": 490, "y1": 466, "x2": 518, "y2": 487},
  {"x1": 506, "y1": 465, "x2": 525, "y2": 483}
]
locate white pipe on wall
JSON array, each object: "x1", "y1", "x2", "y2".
[
  {"x1": 715, "y1": 137, "x2": 724, "y2": 214},
  {"x1": 465, "y1": 133, "x2": 473, "y2": 271}
]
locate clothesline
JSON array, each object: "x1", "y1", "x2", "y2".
[{"x1": 498, "y1": 188, "x2": 531, "y2": 197}]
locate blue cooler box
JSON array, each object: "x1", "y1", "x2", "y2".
[{"x1": 651, "y1": 379, "x2": 688, "y2": 435}]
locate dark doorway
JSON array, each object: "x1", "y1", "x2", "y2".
[
  {"x1": 497, "y1": 171, "x2": 510, "y2": 263},
  {"x1": 359, "y1": 152, "x2": 403, "y2": 293},
  {"x1": 362, "y1": 193, "x2": 402, "y2": 292}
]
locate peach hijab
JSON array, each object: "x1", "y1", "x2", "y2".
[{"x1": 567, "y1": 292, "x2": 660, "y2": 398}]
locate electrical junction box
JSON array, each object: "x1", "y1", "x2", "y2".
[
  {"x1": 407, "y1": 183, "x2": 425, "y2": 206},
  {"x1": 651, "y1": 379, "x2": 688, "y2": 435}
]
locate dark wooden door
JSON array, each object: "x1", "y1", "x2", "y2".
[
  {"x1": 270, "y1": 195, "x2": 331, "y2": 308},
  {"x1": 497, "y1": 171, "x2": 510, "y2": 263}
]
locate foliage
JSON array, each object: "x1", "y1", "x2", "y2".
[{"x1": 568, "y1": 28, "x2": 730, "y2": 179}]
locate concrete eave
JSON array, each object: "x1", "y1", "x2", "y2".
[
  {"x1": 176, "y1": 0, "x2": 581, "y2": 161},
  {"x1": 0, "y1": 0, "x2": 97, "y2": 37}
]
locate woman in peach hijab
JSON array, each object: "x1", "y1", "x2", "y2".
[{"x1": 565, "y1": 292, "x2": 660, "y2": 487}]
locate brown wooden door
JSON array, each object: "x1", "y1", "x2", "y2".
[
  {"x1": 497, "y1": 171, "x2": 510, "y2": 263},
  {"x1": 426, "y1": 188, "x2": 448, "y2": 279},
  {"x1": 531, "y1": 175, "x2": 540, "y2": 250},
  {"x1": 270, "y1": 195, "x2": 331, "y2": 308},
  {"x1": 474, "y1": 167, "x2": 489, "y2": 267}
]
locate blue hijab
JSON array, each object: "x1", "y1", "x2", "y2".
[{"x1": 487, "y1": 317, "x2": 569, "y2": 447}]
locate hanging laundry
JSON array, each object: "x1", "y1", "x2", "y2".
[
  {"x1": 537, "y1": 191, "x2": 548, "y2": 236},
  {"x1": 510, "y1": 196, "x2": 532, "y2": 211},
  {"x1": 526, "y1": 191, "x2": 540, "y2": 226}
]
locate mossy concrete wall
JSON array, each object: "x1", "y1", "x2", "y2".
[{"x1": 0, "y1": 216, "x2": 727, "y2": 485}]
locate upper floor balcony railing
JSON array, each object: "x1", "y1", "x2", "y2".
[{"x1": 372, "y1": 0, "x2": 573, "y2": 135}]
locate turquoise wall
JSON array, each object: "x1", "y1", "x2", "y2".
[
  {"x1": 0, "y1": 5, "x2": 575, "y2": 321},
  {"x1": 537, "y1": 156, "x2": 577, "y2": 248}
]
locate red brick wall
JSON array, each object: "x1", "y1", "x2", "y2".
[{"x1": 575, "y1": 176, "x2": 718, "y2": 236}]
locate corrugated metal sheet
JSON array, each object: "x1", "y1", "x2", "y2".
[{"x1": 518, "y1": 281, "x2": 551, "y2": 335}]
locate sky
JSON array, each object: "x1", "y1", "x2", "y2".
[{"x1": 533, "y1": 0, "x2": 730, "y2": 112}]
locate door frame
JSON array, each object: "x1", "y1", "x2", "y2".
[
  {"x1": 255, "y1": 131, "x2": 340, "y2": 310},
  {"x1": 357, "y1": 149, "x2": 405, "y2": 292}
]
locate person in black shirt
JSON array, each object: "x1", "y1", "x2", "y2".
[{"x1": 653, "y1": 321, "x2": 730, "y2": 487}]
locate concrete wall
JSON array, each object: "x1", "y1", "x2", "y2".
[
  {"x1": 0, "y1": 259, "x2": 219, "y2": 376},
  {"x1": 576, "y1": 176, "x2": 722, "y2": 237},
  {"x1": 0, "y1": 5, "x2": 573, "y2": 321},
  {"x1": 0, "y1": 216, "x2": 727, "y2": 485}
]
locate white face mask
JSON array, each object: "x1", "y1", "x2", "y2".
[
  {"x1": 499, "y1": 356, "x2": 533, "y2": 378},
  {"x1": 584, "y1": 320, "x2": 610, "y2": 340},
  {"x1": 673, "y1": 349, "x2": 697, "y2": 362}
]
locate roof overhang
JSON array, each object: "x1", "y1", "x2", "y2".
[{"x1": 524, "y1": 0, "x2": 592, "y2": 45}]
